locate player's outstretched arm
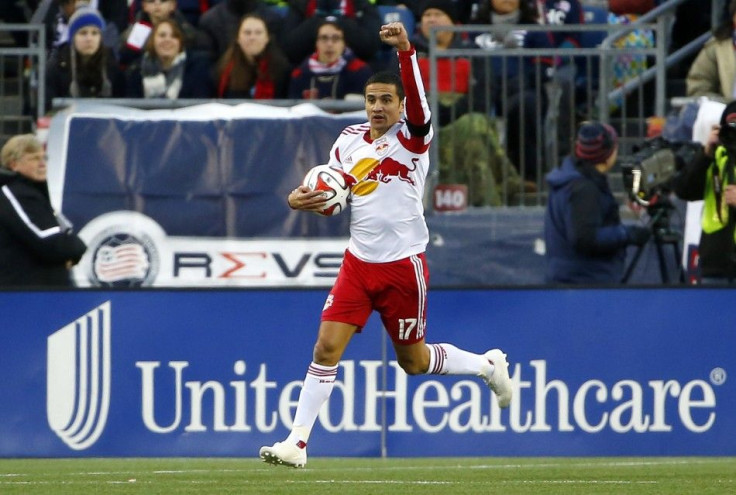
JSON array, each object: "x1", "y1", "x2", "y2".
[
  {"x1": 381, "y1": 22, "x2": 431, "y2": 133},
  {"x1": 379, "y1": 22, "x2": 410, "y2": 52}
]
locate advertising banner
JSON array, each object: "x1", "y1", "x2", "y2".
[{"x1": 1, "y1": 288, "x2": 733, "y2": 457}]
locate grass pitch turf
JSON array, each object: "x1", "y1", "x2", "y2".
[{"x1": 1, "y1": 457, "x2": 734, "y2": 494}]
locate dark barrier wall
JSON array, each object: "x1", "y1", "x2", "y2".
[
  {"x1": 57, "y1": 107, "x2": 357, "y2": 239},
  {"x1": 2, "y1": 288, "x2": 732, "y2": 457}
]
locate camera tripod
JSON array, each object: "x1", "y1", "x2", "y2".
[{"x1": 621, "y1": 195, "x2": 685, "y2": 284}]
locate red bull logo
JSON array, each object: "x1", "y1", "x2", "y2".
[
  {"x1": 350, "y1": 157, "x2": 418, "y2": 196},
  {"x1": 365, "y1": 158, "x2": 417, "y2": 185}
]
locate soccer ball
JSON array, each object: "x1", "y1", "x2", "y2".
[{"x1": 302, "y1": 164, "x2": 351, "y2": 216}]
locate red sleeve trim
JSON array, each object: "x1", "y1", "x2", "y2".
[{"x1": 397, "y1": 47, "x2": 428, "y2": 127}]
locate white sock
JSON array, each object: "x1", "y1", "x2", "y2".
[
  {"x1": 426, "y1": 343, "x2": 492, "y2": 376},
  {"x1": 286, "y1": 362, "x2": 338, "y2": 446}
]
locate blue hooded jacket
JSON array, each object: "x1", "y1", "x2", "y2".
[{"x1": 544, "y1": 156, "x2": 630, "y2": 283}]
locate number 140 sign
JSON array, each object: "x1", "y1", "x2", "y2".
[{"x1": 433, "y1": 184, "x2": 468, "y2": 212}]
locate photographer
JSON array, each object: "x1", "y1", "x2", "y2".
[
  {"x1": 673, "y1": 102, "x2": 736, "y2": 284},
  {"x1": 544, "y1": 121, "x2": 651, "y2": 284}
]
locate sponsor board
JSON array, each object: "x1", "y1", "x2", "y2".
[
  {"x1": 72, "y1": 211, "x2": 348, "y2": 287},
  {"x1": 1, "y1": 289, "x2": 733, "y2": 457}
]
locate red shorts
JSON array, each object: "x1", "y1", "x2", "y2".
[{"x1": 321, "y1": 250, "x2": 429, "y2": 345}]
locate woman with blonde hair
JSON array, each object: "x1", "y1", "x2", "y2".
[
  {"x1": 0, "y1": 134, "x2": 86, "y2": 286},
  {"x1": 215, "y1": 14, "x2": 291, "y2": 99}
]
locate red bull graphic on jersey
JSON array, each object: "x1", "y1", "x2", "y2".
[
  {"x1": 375, "y1": 139, "x2": 389, "y2": 156},
  {"x1": 349, "y1": 157, "x2": 418, "y2": 196}
]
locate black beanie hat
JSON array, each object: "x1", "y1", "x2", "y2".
[{"x1": 421, "y1": 0, "x2": 457, "y2": 23}]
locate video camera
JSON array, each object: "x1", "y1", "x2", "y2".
[
  {"x1": 620, "y1": 137, "x2": 702, "y2": 206},
  {"x1": 619, "y1": 137, "x2": 696, "y2": 284}
]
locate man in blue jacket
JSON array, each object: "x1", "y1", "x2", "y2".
[{"x1": 544, "y1": 121, "x2": 650, "y2": 283}]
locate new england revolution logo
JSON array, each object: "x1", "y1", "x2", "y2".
[
  {"x1": 89, "y1": 231, "x2": 158, "y2": 287},
  {"x1": 74, "y1": 211, "x2": 164, "y2": 287},
  {"x1": 47, "y1": 302, "x2": 112, "y2": 450}
]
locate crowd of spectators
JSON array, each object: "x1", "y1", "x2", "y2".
[
  {"x1": 0, "y1": 0, "x2": 717, "y2": 107},
  {"x1": 34, "y1": 0, "x2": 710, "y2": 106}
]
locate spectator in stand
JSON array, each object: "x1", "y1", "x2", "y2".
[
  {"x1": 118, "y1": 0, "x2": 209, "y2": 69},
  {"x1": 280, "y1": 0, "x2": 382, "y2": 67},
  {"x1": 411, "y1": 0, "x2": 470, "y2": 125},
  {"x1": 686, "y1": 0, "x2": 736, "y2": 101},
  {"x1": 288, "y1": 20, "x2": 373, "y2": 100},
  {"x1": 468, "y1": 0, "x2": 556, "y2": 183},
  {"x1": 45, "y1": 0, "x2": 128, "y2": 53},
  {"x1": 0, "y1": 134, "x2": 87, "y2": 287},
  {"x1": 125, "y1": 19, "x2": 214, "y2": 98},
  {"x1": 544, "y1": 121, "x2": 651, "y2": 284},
  {"x1": 128, "y1": 0, "x2": 225, "y2": 27},
  {"x1": 46, "y1": 6, "x2": 125, "y2": 110},
  {"x1": 44, "y1": 0, "x2": 76, "y2": 50},
  {"x1": 216, "y1": 14, "x2": 291, "y2": 98},
  {"x1": 538, "y1": 0, "x2": 584, "y2": 50},
  {"x1": 199, "y1": 0, "x2": 283, "y2": 60}
]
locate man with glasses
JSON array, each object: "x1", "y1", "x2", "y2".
[
  {"x1": 0, "y1": 135, "x2": 86, "y2": 287},
  {"x1": 288, "y1": 20, "x2": 373, "y2": 100},
  {"x1": 280, "y1": 0, "x2": 382, "y2": 67}
]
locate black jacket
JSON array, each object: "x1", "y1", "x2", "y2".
[
  {"x1": 45, "y1": 44, "x2": 126, "y2": 110},
  {"x1": 0, "y1": 170, "x2": 87, "y2": 287}
]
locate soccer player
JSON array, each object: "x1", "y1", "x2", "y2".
[{"x1": 259, "y1": 22, "x2": 512, "y2": 468}]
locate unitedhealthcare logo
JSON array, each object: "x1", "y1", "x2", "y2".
[{"x1": 47, "y1": 301, "x2": 112, "y2": 450}]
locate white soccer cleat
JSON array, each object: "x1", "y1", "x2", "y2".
[
  {"x1": 259, "y1": 440, "x2": 307, "y2": 468},
  {"x1": 479, "y1": 349, "x2": 512, "y2": 408}
]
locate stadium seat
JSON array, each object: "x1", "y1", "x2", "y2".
[
  {"x1": 377, "y1": 5, "x2": 416, "y2": 37},
  {"x1": 581, "y1": 4, "x2": 608, "y2": 48}
]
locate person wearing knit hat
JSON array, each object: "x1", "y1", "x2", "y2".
[
  {"x1": 673, "y1": 99, "x2": 736, "y2": 284},
  {"x1": 45, "y1": 5, "x2": 124, "y2": 109},
  {"x1": 574, "y1": 121, "x2": 619, "y2": 167},
  {"x1": 420, "y1": 0, "x2": 457, "y2": 23},
  {"x1": 67, "y1": 5, "x2": 105, "y2": 41},
  {"x1": 543, "y1": 120, "x2": 651, "y2": 284}
]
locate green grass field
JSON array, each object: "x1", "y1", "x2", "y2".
[{"x1": 1, "y1": 457, "x2": 734, "y2": 494}]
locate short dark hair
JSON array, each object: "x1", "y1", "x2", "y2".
[
  {"x1": 317, "y1": 19, "x2": 344, "y2": 35},
  {"x1": 364, "y1": 71, "x2": 404, "y2": 100}
]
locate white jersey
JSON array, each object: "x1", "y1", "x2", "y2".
[{"x1": 327, "y1": 48, "x2": 433, "y2": 263}]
